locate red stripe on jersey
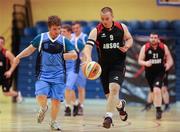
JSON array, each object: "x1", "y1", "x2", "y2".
[
  {"x1": 1, "y1": 47, "x2": 6, "y2": 56},
  {"x1": 96, "y1": 23, "x2": 104, "y2": 36},
  {"x1": 114, "y1": 22, "x2": 124, "y2": 31},
  {"x1": 159, "y1": 42, "x2": 165, "y2": 50},
  {"x1": 145, "y1": 42, "x2": 151, "y2": 52}
]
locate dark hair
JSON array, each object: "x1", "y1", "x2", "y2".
[
  {"x1": 72, "y1": 21, "x2": 81, "y2": 26},
  {"x1": 0, "y1": 36, "x2": 5, "y2": 44},
  {"x1": 62, "y1": 24, "x2": 72, "y2": 32},
  {"x1": 101, "y1": 7, "x2": 113, "y2": 14},
  {"x1": 150, "y1": 32, "x2": 159, "y2": 37},
  {"x1": 0, "y1": 36, "x2": 5, "y2": 41},
  {"x1": 48, "y1": 15, "x2": 61, "y2": 27}
]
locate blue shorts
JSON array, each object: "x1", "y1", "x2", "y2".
[
  {"x1": 66, "y1": 71, "x2": 78, "y2": 90},
  {"x1": 35, "y1": 80, "x2": 65, "y2": 101},
  {"x1": 75, "y1": 69, "x2": 87, "y2": 88}
]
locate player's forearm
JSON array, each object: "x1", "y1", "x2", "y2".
[
  {"x1": 124, "y1": 37, "x2": 133, "y2": 49},
  {"x1": 138, "y1": 59, "x2": 147, "y2": 66},
  {"x1": 63, "y1": 52, "x2": 77, "y2": 60},
  {"x1": 82, "y1": 45, "x2": 93, "y2": 62},
  {"x1": 8, "y1": 57, "x2": 20, "y2": 73}
]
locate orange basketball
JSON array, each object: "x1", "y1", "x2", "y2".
[{"x1": 82, "y1": 61, "x2": 102, "y2": 80}]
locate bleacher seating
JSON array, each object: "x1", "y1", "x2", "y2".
[{"x1": 17, "y1": 20, "x2": 180, "y2": 99}]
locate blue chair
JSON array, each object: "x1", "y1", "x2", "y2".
[
  {"x1": 128, "y1": 20, "x2": 141, "y2": 30},
  {"x1": 24, "y1": 27, "x2": 37, "y2": 37},
  {"x1": 36, "y1": 26, "x2": 48, "y2": 34},
  {"x1": 82, "y1": 26, "x2": 91, "y2": 35},
  {"x1": 156, "y1": 20, "x2": 170, "y2": 30},
  {"x1": 87, "y1": 21, "x2": 99, "y2": 28},
  {"x1": 36, "y1": 21, "x2": 47, "y2": 28},
  {"x1": 171, "y1": 20, "x2": 180, "y2": 29},
  {"x1": 80, "y1": 20, "x2": 88, "y2": 27},
  {"x1": 62, "y1": 20, "x2": 72, "y2": 25},
  {"x1": 142, "y1": 20, "x2": 155, "y2": 30}
]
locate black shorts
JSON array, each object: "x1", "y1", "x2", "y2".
[
  {"x1": 100, "y1": 64, "x2": 125, "y2": 95},
  {"x1": 145, "y1": 70, "x2": 165, "y2": 92},
  {"x1": 0, "y1": 75, "x2": 12, "y2": 92}
]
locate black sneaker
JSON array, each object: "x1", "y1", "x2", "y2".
[
  {"x1": 64, "y1": 106, "x2": 71, "y2": 116},
  {"x1": 77, "y1": 103, "x2": 83, "y2": 116},
  {"x1": 141, "y1": 103, "x2": 152, "y2": 111},
  {"x1": 163, "y1": 105, "x2": 170, "y2": 112},
  {"x1": 156, "y1": 110, "x2": 163, "y2": 120},
  {"x1": 103, "y1": 117, "x2": 113, "y2": 129},
  {"x1": 73, "y1": 105, "x2": 78, "y2": 116},
  {"x1": 116, "y1": 100, "x2": 128, "y2": 121}
]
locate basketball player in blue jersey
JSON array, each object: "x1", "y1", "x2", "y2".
[
  {"x1": 138, "y1": 32, "x2": 173, "y2": 119},
  {"x1": 82, "y1": 7, "x2": 133, "y2": 129},
  {"x1": 5, "y1": 16, "x2": 77, "y2": 131},
  {"x1": 71, "y1": 21, "x2": 88, "y2": 116},
  {"x1": 61, "y1": 24, "x2": 82, "y2": 116}
]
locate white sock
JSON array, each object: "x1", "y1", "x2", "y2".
[
  {"x1": 65, "y1": 104, "x2": 71, "y2": 108},
  {"x1": 105, "y1": 112, "x2": 113, "y2": 118}
]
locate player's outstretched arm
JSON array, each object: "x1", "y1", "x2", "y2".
[{"x1": 81, "y1": 28, "x2": 97, "y2": 63}]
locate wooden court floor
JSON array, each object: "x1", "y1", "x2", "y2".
[{"x1": 0, "y1": 99, "x2": 180, "y2": 132}]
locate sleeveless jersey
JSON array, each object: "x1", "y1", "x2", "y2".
[
  {"x1": 96, "y1": 22, "x2": 125, "y2": 65},
  {"x1": 145, "y1": 42, "x2": 165, "y2": 72},
  {"x1": 31, "y1": 32, "x2": 74, "y2": 83}
]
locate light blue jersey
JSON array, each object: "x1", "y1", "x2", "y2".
[
  {"x1": 65, "y1": 32, "x2": 88, "y2": 89},
  {"x1": 30, "y1": 32, "x2": 75, "y2": 101},
  {"x1": 71, "y1": 32, "x2": 88, "y2": 89},
  {"x1": 31, "y1": 32, "x2": 74, "y2": 83}
]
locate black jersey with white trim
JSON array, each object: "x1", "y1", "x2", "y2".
[
  {"x1": 145, "y1": 42, "x2": 165, "y2": 72},
  {"x1": 95, "y1": 22, "x2": 125, "y2": 65}
]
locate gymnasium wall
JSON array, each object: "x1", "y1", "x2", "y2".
[
  {"x1": 0, "y1": 0, "x2": 24, "y2": 50},
  {"x1": 0, "y1": 0, "x2": 179, "y2": 47},
  {"x1": 31, "y1": 0, "x2": 180, "y2": 23}
]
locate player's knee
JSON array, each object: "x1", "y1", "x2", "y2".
[
  {"x1": 52, "y1": 99, "x2": 60, "y2": 106},
  {"x1": 109, "y1": 87, "x2": 119, "y2": 95},
  {"x1": 153, "y1": 87, "x2": 161, "y2": 96}
]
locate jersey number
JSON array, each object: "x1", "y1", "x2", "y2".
[
  {"x1": 153, "y1": 53, "x2": 158, "y2": 58},
  {"x1": 110, "y1": 35, "x2": 114, "y2": 41}
]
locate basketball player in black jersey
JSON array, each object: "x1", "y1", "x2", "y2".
[
  {"x1": 138, "y1": 33, "x2": 173, "y2": 119},
  {"x1": 142, "y1": 71, "x2": 171, "y2": 112},
  {"x1": 82, "y1": 7, "x2": 133, "y2": 128},
  {"x1": 0, "y1": 36, "x2": 22, "y2": 103}
]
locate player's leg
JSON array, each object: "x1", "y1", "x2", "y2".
[
  {"x1": 64, "y1": 72, "x2": 78, "y2": 116},
  {"x1": 100, "y1": 66, "x2": 113, "y2": 128},
  {"x1": 2, "y1": 77, "x2": 17, "y2": 97},
  {"x1": 162, "y1": 86, "x2": 170, "y2": 111},
  {"x1": 153, "y1": 75, "x2": 164, "y2": 120},
  {"x1": 35, "y1": 80, "x2": 49, "y2": 123},
  {"x1": 109, "y1": 67, "x2": 128, "y2": 121},
  {"x1": 71, "y1": 90, "x2": 79, "y2": 116},
  {"x1": 162, "y1": 73, "x2": 170, "y2": 111},
  {"x1": 102, "y1": 66, "x2": 128, "y2": 129},
  {"x1": 50, "y1": 83, "x2": 65, "y2": 131},
  {"x1": 142, "y1": 91, "x2": 153, "y2": 111},
  {"x1": 76, "y1": 69, "x2": 87, "y2": 116},
  {"x1": 2, "y1": 78, "x2": 23, "y2": 103}
]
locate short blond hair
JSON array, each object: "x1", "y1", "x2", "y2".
[{"x1": 101, "y1": 7, "x2": 113, "y2": 14}]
